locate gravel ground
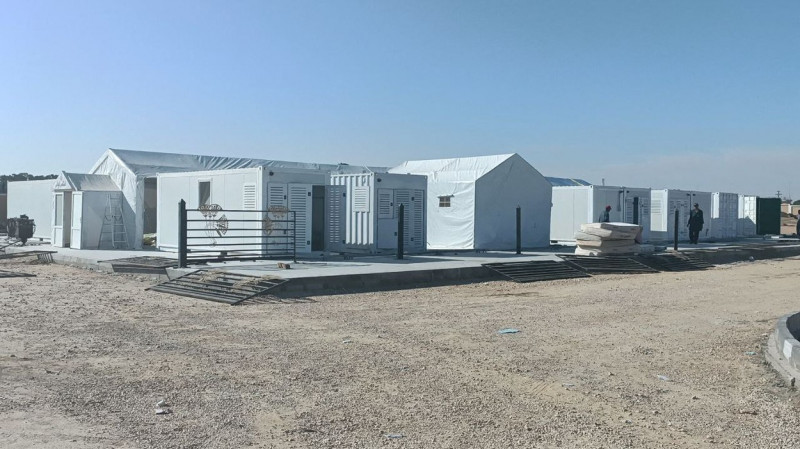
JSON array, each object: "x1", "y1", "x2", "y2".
[{"x1": 2, "y1": 256, "x2": 800, "y2": 448}]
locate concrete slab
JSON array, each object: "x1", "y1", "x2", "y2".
[{"x1": 4, "y1": 237, "x2": 800, "y2": 296}]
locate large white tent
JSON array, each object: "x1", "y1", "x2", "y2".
[{"x1": 389, "y1": 153, "x2": 552, "y2": 250}]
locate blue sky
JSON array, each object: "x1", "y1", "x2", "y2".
[{"x1": 1, "y1": 1, "x2": 798, "y2": 197}]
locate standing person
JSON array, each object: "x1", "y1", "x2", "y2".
[
  {"x1": 796, "y1": 211, "x2": 800, "y2": 236},
  {"x1": 598, "y1": 205, "x2": 611, "y2": 223},
  {"x1": 687, "y1": 203, "x2": 704, "y2": 244}
]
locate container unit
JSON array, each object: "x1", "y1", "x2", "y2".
[
  {"x1": 708, "y1": 192, "x2": 739, "y2": 240},
  {"x1": 158, "y1": 166, "x2": 331, "y2": 254},
  {"x1": 329, "y1": 172, "x2": 427, "y2": 254},
  {"x1": 7, "y1": 179, "x2": 55, "y2": 241},
  {"x1": 650, "y1": 189, "x2": 712, "y2": 242},
  {"x1": 737, "y1": 195, "x2": 757, "y2": 237},
  {"x1": 550, "y1": 185, "x2": 651, "y2": 243}
]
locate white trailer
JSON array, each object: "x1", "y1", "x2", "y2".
[
  {"x1": 158, "y1": 166, "x2": 331, "y2": 254},
  {"x1": 709, "y1": 192, "x2": 739, "y2": 240},
  {"x1": 737, "y1": 194, "x2": 757, "y2": 237},
  {"x1": 650, "y1": 189, "x2": 712, "y2": 242},
  {"x1": 7, "y1": 179, "x2": 55, "y2": 241},
  {"x1": 329, "y1": 172, "x2": 427, "y2": 254},
  {"x1": 550, "y1": 185, "x2": 651, "y2": 243}
]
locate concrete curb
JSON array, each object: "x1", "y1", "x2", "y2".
[{"x1": 765, "y1": 312, "x2": 800, "y2": 388}]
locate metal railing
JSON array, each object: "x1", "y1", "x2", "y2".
[{"x1": 177, "y1": 200, "x2": 296, "y2": 267}]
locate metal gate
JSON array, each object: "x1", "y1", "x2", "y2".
[{"x1": 177, "y1": 200, "x2": 296, "y2": 267}]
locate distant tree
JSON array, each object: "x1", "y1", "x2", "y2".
[
  {"x1": 0, "y1": 173, "x2": 58, "y2": 194},
  {"x1": 793, "y1": 200, "x2": 800, "y2": 205}
]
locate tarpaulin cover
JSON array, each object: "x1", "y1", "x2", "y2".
[
  {"x1": 389, "y1": 154, "x2": 552, "y2": 250},
  {"x1": 53, "y1": 172, "x2": 120, "y2": 192}
]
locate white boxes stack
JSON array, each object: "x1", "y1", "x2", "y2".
[{"x1": 574, "y1": 222, "x2": 644, "y2": 256}]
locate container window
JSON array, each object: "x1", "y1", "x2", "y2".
[
  {"x1": 438, "y1": 196, "x2": 452, "y2": 208},
  {"x1": 198, "y1": 181, "x2": 211, "y2": 207}
]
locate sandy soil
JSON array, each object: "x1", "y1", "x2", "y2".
[{"x1": 2, "y1": 256, "x2": 800, "y2": 448}]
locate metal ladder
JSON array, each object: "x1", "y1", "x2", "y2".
[{"x1": 99, "y1": 194, "x2": 128, "y2": 249}]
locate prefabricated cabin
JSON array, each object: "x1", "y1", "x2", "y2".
[
  {"x1": 550, "y1": 185, "x2": 651, "y2": 243},
  {"x1": 650, "y1": 189, "x2": 712, "y2": 242},
  {"x1": 329, "y1": 172, "x2": 427, "y2": 254}
]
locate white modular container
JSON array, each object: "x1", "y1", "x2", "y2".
[
  {"x1": 7, "y1": 179, "x2": 55, "y2": 241},
  {"x1": 650, "y1": 189, "x2": 712, "y2": 242},
  {"x1": 709, "y1": 192, "x2": 739, "y2": 240},
  {"x1": 158, "y1": 166, "x2": 331, "y2": 254},
  {"x1": 550, "y1": 185, "x2": 651, "y2": 243},
  {"x1": 330, "y1": 172, "x2": 427, "y2": 254},
  {"x1": 737, "y1": 194, "x2": 757, "y2": 237}
]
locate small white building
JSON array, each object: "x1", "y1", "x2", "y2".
[
  {"x1": 52, "y1": 172, "x2": 125, "y2": 249},
  {"x1": 708, "y1": 192, "x2": 739, "y2": 240},
  {"x1": 737, "y1": 195, "x2": 758, "y2": 237},
  {"x1": 550, "y1": 185, "x2": 651, "y2": 243},
  {"x1": 7, "y1": 179, "x2": 55, "y2": 241},
  {"x1": 329, "y1": 172, "x2": 427, "y2": 254},
  {"x1": 389, "y1": 154, "x2": 552, "y2": 250},
  {"x1": 650, "y1": 189, "x2": 712, "y2": 242}
]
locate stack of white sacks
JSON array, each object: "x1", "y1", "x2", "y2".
[{"x1": 574, "y1": 222, "x2": 651, "y2": 256}]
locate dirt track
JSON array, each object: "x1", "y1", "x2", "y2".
[{"x1": 2, "y1": 256, "x2": 800, "y2": 448}]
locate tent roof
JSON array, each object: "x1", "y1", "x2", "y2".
[
  {"x1": 53, "y1": 172, "x2": 119, "y2": 192},
  {"x1": 545, "y1": 176, "x2": 592, "y2": 186},
  {"x1": 389, "y1": 154, "x2": 516, "y2": 180},
  {"x1": 92, "y1": 148, "x2": 386, "y2": 177}
]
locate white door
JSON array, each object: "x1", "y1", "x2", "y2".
[
  {"x1": 376, "y1": 189, "x2": 396, "y2": 249},
  {"x1": 288, "y1": 184, "x2": 312, "y2": 253},
  {"x1": 70, "y1": 193, "x2": 83, "y2": 249},
  {"x1": 265, "y1": 183, "x2": 288, "y2": 254},
  {"x1": 668, "y1": 198, "x2": 690, "y2": 240},
  {"x1": 325, "y1": 185, "x2": 346, "y2": 251}
]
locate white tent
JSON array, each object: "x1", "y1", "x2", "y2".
[
  {"x1": 7, "y1": 179, "x2": 55, "y2": 241},
  {"x1": 89, "y1": 148, "x2": 383, "y2": 249},
  {"x1": 389, "y1": 153, "x2": 552, "y2": 250}
]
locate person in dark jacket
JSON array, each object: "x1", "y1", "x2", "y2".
[
  {"x1": 598, "y1": 205, "x2": 611, "y2": 223},
  {"x1": 796, "y1": 211, "x2": 800, "y2": 236},
  {"x1": 687, "y1": 203, "x2": 704, "y2": 244}
]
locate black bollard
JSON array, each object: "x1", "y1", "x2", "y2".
[
  {"x1": 673, "y1": 209, "x2": 679, "y2": 251},
  {"x1": 516, "y1": 206, "x2": 522, "y2": 254},
  {"x1": 397, "y1": 204, "x2": 404, "y2": 260},
  {"x1": 178, "y1": 199, "x2": 188, "y2": 268}
]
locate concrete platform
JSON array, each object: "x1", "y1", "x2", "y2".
[{"x1": 4, "y1": 238, "x2": 800, "y2": 296}]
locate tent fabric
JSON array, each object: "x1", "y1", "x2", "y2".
[
  {"x1": 389, "y1": 153, "x2": 552, "y2": 250},
  {"x1": 53, "y1": 172, "x2": 120, "y2": 192},
  {"x1": 545, "y1": 176, "x2": 592, "y2": 187}
]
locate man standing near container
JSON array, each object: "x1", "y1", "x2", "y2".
[
  {"x1": 598, "y1": 205, "x2": 611, "y2": 223},
  {"x1": 796, "y1": 212, "x2": 800, "y2": 236},
  {"x1": 687, "y1": 203, "x2": 704, "y2": 244}
]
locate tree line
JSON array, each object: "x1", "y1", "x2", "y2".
[{"x1": 0, "y1": 174, "x2": 58, "y2": 194}]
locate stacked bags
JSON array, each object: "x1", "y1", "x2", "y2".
[{"x1": 574, "y1": 222, "x2": 646, "y2": 256}]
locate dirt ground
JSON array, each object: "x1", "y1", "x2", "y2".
[{"x1": 2, "y1": 257, "x2": 800, "y2": 448}]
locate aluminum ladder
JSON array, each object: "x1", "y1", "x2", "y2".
[{"x1": 99, "y1": 194, "x2": 129, "y2": 249}]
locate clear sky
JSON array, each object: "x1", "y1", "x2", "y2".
[{"x1": 1, "y1": 1, "x2": 798, "y2": 197}]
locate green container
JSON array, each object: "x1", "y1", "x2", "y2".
[{"x1": 756, "y1": 197, "x2": 781, "y2": 235}]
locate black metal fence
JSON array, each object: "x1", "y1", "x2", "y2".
[{"x1": 177, "y1": 200, "x2": 296, "y2": 267}]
